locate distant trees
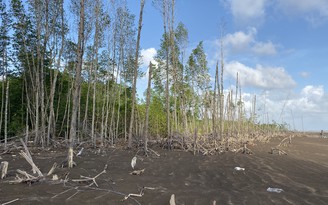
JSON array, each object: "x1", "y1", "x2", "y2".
[{"x1": 0, "y1": 0, "x2": 288, "y2": 155}]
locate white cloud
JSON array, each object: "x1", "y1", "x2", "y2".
[
  {"x1": 276, "y1": 0, "x2": 328, "y2": 16},
  {"x1": 223, "y1": 28, "x2": 256, "y2": 52},
  {"x1": 301, "y1": 85, "x2": 324, "y2": 102},
  {"x1": 276, "y1": 0, "x2": 328, "y2": 26},
  {"x1": 220, "y1": 28, "x2": 278, "y2": 56},
  {"x1": 239, "y1": 85, "x2": 328, "y2": 130},
  {"x1": 140, "y1": 48, "x2": 157, "y2": 68},
  {"x1": 229, "y1": 0, "x2": 267, "y2": 25},
  {"x1": 252, "y1": 41, "x2": 277, "y2": 56},
  {"x1": 227, "y1": 0, "x2": 328, "y2": 26},
  {"x1": 225, "y1": 61, "x2": 296, "y2": 89}
]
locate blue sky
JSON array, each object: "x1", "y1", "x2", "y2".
[{"x1": 127, "y1": 0, "x2": 328, "y2": 131}]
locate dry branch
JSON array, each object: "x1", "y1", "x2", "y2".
[
  {"x1": 19, "y1": 139, "x2": 35, "y2": 173},
  {"x1": 123, "y1": 186, "x2": 154, "y2": 201},
  {"x1": 19, "y1": 150, "x2": 43, "y2": 177},
  {"x1": 72, "y1": 165, "x2": 107, "y2": 187}
]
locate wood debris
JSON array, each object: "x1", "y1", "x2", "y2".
[
  {"x1": 72, "y1": 165, "x2": 107, "y2": 187},
  {"x1": 130, "y1": 168, "x2": 145, "y2": 175},
  {"x1": 169, "y1": 194, "x2": 176, "y2": 205},
  {"x1": 1, "y1": 161, "x2": 8, "y2": 179},
  {"x1": 271, "y1": 147, "x2": 287, "y2": 155}
]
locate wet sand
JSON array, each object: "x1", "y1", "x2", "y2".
[{"x1": 0, "y1": 135, "x2": 328, "y2": 205}]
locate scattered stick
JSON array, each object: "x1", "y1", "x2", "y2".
[
  {"x1": 72, "y1": 165, "x2": 107, "y2": 187},
  {"x1": 1, "y1": 198, "x2": 19, "y2": 205},
  {"x1": 1, "y1": 161, "x2": 8, "y2": 179},
  {"x1": 130, "y1": 169, "x2": 145, "y2": 175}
]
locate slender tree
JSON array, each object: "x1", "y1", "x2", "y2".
[
  {"x1": 128, "y1": 0, "x2": 145, "y2": 148},
  {"x1": 0, "y1": 0, "x2": 10, "y2": 148},
  {"x1": 144, "y1": 62, "x2": 153, "y2": 153},
  {"x1": 68, "y1": 0, "x2": 85, "y2": 168}
]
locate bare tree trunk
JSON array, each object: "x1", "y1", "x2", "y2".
[
  {"x1": 68, "y1": 0, "x2": 85, "y2": 168},
  {"x1": 128, "y1": 0, "x2": 145, "y2": 148},
  {"x1": 219, "y1": 28, "x2": 224, "y2": 140},
  {"x1": 47, "y1": 0, "x2": 65, "y2": 145},
  {"x1": 4, "y1": 78, "x2": 8, "y2": 148},
  {"x1": 4, "y1": 48, "x2": 9, "y2": 149},
  {"x1": 91, "y1": 0, "x2": 101, "y2": 146},
  {"x1": 144, "y1": 62, "x2": 153, "y2": 153},
  {"x1": 212, "y1": 61, "x2": 219, "y2": 138}
]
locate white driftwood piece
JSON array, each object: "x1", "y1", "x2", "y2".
[
  {"x1": 1, "y1": 161, "x2": 8, "y2": 179},
  {"x1": 169, "y1": 194, "x2": 176, "y2": 205}
]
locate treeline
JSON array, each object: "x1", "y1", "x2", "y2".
[{"x1": 0, "y1": 0, "x2": 287, "y2": 150}]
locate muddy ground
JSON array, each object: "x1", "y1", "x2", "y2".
[{"x1": 0, "y1": 134, "x2": 328, "y2": 205}]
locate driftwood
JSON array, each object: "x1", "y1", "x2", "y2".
[
  {"x1": 1, "y1": 161, "x2": 8, "y2": 179},
  {"x1": 123, "y1": 186, "x2": 154, "y2": 201},
  {"x1": 9, "y1": 140, "x2": 58, "y2": 184},
  {"x1": 271, "y1": 147, "x2": 287, "y2": 155},
  {"x1": 19, "y1": 150, "x2": 43, "y2": 177},
  {"x1": 148, "y1": 148, "x2": 160, "y2": 157},
  {"x1": 235, "y1": 144, "x2": 253, "y2": 154},
  {"x1": 47, "y1": 162, "x2": 58, "y2": 176},
  {"x1": 169, "y1": 194, "x2": 176, "y2": 205},
  {"x1": 278, "y1": 135, "x2": 292, "y2": 147},
  {"x1": 1, "y1": 198, "x2": 20, "y2": 205},
  {"x1": 130, "y1": 168, "x2": 145, "y2": 175},
  {"x1": 19, "y1": 139, "x2": 37, "y2": 174},
  {"x1": 71, "y1": 165, "x2": 107, "y2": 187}
]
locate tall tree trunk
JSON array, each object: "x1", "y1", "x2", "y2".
[
  {"x1": 68, "y1": 0, "x2": 85, "y2": 168},
  {"x1": 91, "y1": 0, "x2": 101, "y2": 146},
  {"x1": 47, "y1": 0, "x2": 65, "y2": 145},
  {"x1": 128, "y1": 0, "x2": 145, "y2": 148},
  {"x1": 144, "y1": 62, "x2": 153, "y2": 153},
  {"x1": 212, "y1": 61, "x2": 219, "y2": 138}
]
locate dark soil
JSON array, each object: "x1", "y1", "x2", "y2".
[{"x1": 1, "y1": 134, "x2": 328, "y2": 205}]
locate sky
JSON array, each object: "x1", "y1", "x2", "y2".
[{"x1": 126, "y1": 0, "x2": 328, "y2": 131}]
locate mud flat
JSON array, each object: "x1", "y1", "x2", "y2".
[{"x1": 0, "y1": 135, "x2": 327, "y2": 205}]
